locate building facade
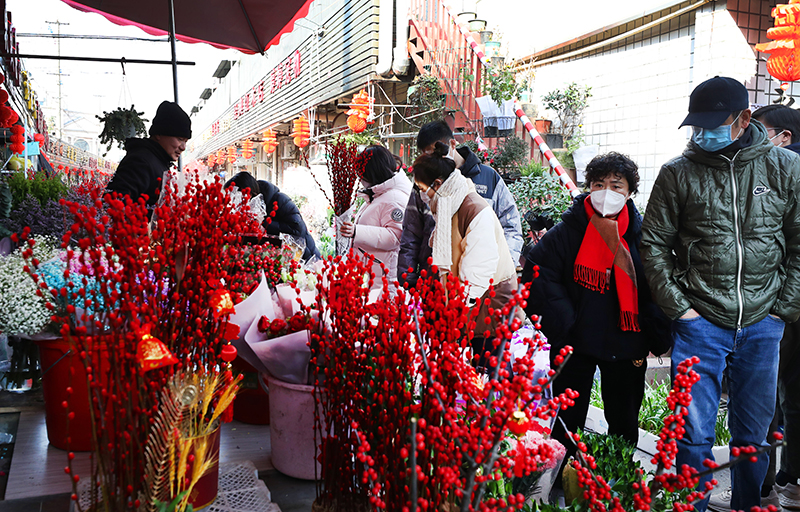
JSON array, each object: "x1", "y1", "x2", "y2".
[{"x1": 514, "y1": 0, "x2": 790, "y2": 202}]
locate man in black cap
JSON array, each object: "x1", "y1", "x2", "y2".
[
  {"x1": 106, "y1": 101, "x2": 191, "y2": 215},
  {"x1": 641, "y1": 76, "x2": 800, "y2": 511}
]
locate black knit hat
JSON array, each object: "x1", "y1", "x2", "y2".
[{"x1": 149, "y1": 101, "x2": 192, "y2": 138}]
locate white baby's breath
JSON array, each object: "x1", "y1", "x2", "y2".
[{"x1": 0, "y1": 236, "x2": 61, "y2": 337}]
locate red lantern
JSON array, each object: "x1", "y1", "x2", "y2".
[
  {"x1": 226, "y1": 146, "x2": 238, "y2": 164},
  {"x1": 0, "y1": 89, "x2": 8, "y2": 104},
  {"x1": 346, "y1": 89, "x2": 372, "y2": 133},
  {"x1": 347, "y1": 115, "x2": 367, "y2": 133},
  {"x1": 207, "y1": 153, "x2": 217, "y2": 166},
  {"x1": 262, "y1": 128, "x2": 278, "y2": 153},
  {"x1": 242, "y1": 139, "x2": 254, "y2": 159},
  {"x1": 756, "y1": 0, "x2": 800, "y2": 81},
  {"x1": 290, "y1": 116, "x2": 310, "y2": 148},
  {"x1": 220, "y1": 343, "x2": 238, "y2": 362},
  {"x1": 216, "y1": 148, "x2": 226, "y2": 163}
]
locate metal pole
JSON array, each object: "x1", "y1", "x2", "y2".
[{"x1": 167, "y1": 0, "x2": 179, "y2": 103}]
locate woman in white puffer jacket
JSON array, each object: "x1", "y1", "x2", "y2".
[{"x1": 339, "y1": 145, "x2": 412, "y2": 286}]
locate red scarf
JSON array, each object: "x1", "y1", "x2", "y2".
[{"x1": 573, "y1": 199, "x2": 640, "y2": 332}]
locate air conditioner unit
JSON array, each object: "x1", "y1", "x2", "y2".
[{"x1": 281, "y1": 140, "x2": 294, "y2": 159}]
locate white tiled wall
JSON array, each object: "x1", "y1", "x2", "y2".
[{"x1": 529, "y1": 0, "x2": 767, "y2": 205}]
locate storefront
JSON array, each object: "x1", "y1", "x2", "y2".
[{"x1": 186, "y1": 0, "x2": 417, "y2": 187}]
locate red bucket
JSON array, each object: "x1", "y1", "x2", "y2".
[
  {"x1": 232, "y1": 358, "x2": 270, "y2": 425},
  {"x1": 185, "y1": 425, "x2": 221, "y2": 509},
  {"x1": 36, "y1": 337, "x2": 108, "y2": 451}
]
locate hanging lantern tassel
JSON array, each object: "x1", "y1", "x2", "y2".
[
  {"x1": 756, "y1": 0, "x2": 800, "y2": 82},
  {"x1": 262, "y1": 128, "x2": 278, "y2": 153},
  {"x1": 346, "y1": 89, "x2": 372, "y2": 134},
  {"x1": 290, "y1": 116, "x2": 310, "y2": 148}
]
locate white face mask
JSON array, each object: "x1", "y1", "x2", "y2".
[
  {"x1": 419, "y1": 188, "x2": 432, "y2": 206},
  {"x1": 590, "y1": 189, "x2": 628, "y2": 217}
]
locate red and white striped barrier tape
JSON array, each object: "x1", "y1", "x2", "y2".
[{"x1": 441, "y1": 1, "x2": 581, "y2": 198}]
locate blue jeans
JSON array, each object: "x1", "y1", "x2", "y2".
[{"x1": 671, "y1": 314, "x2": 784, "y2": 512}]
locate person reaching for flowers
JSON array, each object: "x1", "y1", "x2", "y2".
[{"x1": 411, "y1": 141, "x2": 520, "y2": 371}]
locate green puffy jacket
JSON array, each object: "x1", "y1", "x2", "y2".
[{"x1": 641, "y1": 120, "x2": 800, "y2": 328}]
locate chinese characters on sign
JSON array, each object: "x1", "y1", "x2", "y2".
[
  {"x1": 202, "y1": 50, "x2": 303, "y2": 149},
  {"x1": 232, "y1": 50, "x2": 302, "y2": 120}
]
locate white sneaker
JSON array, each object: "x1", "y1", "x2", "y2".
[
  {"x1": 708, "y1": 487, "x2": 783, "y2": 511},
  {"x1": 763, "y1": 488, "x2": 783, "y2": 511},
  {"x1": 775, "y1": 482, "x2": 800, "y2": 510},
  {"x1": 708, "y1": 487, "x2": 731, "y2": 511}
]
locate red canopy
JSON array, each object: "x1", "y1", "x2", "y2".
[{"x1": 61, "y1": 0, "x2": 314, "y2": 54}]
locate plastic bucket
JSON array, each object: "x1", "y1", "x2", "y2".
[
  {"x1": 267, "y1": 374, "x2": 321, "y2": 480},
  {"x1": 36, "y1": 337, "x2": 108, "y2": 451},
  {"x1": 232, "y1": 358, "x2": 270, "y2": 425}
]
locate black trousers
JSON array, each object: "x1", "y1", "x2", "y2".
[
  {"x1": 765, "y1": 319, "x2": 800, "y2": 491},
  {"x1": 551, "y1": 351, "x2": 646, "y2": 467}
]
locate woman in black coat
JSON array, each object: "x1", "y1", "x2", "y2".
[
  {"x1": 225, "y1": 171, "x2": 319, "y2": 261},
  {"x1": 521, "y1": 152, "x2": 669, "y2": 463}
]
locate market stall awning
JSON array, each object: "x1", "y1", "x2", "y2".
[{"x1": 61, "y1": 0, "x2": 315, "y2": 54}]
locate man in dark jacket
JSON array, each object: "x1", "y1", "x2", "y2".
[
  {"x1": 641, "y1": 76, "x2": 800, "y2": 512},
  {"x1": 398, "y1": 121, "x2": 523, "y2": 288},
  {"x1": 226, "y1": 171, "x2": 319, "y2": 261},
  {"x1": 106, "y1": 101, "x2": 191, "y2": 216},
  {"x1": 257, "y1": 179, "x2": 319, "y2": 261}
]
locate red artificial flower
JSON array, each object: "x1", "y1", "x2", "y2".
[
  {"x1": 257, "y1": 315, "x2": 271, "y2": 333},
  {"x1": 288, "y1": 313, "x2": 308, "y2": 333},
  {"x1": 270, "y1": 318, "x2": 288, "y2": 336}
]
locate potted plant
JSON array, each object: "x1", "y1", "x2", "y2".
[
  {"x1": 479, "y1": 29, "x2": 493, "y2": 44},
  {"x1": 541, "y1": 82, "x2": 592, "y2": 144},
  {"x1": 468, "y1": 18, "x2": 487, "y2": 32},
  {"x1": 96, "y1": 104, "x2": 148, "y2": 156}
]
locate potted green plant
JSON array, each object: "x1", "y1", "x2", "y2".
[
  {"x1": 541, "y1": 82, "x2": 592, "y2": 143},
  {"x1": 96, "y1": 105, "x2": 149, "y2": 156},
  {"x1": 407, "y1": 74, "x2": 445, "y2": 130}
]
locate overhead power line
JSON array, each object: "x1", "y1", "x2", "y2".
[{"x1": 17, "y1": 32, "x2": 169, "y2": 42}]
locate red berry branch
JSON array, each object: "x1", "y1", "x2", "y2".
[
  {"x1": 18, "y1": 173, "x2": 262, "y2": 511},
  {"x1": 563, "y1": 356, "x2": 785, "y2": 512}
]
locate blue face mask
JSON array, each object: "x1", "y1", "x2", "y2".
[{"x1": 691, "y1": 113, "x2": 743, "y2": 152}]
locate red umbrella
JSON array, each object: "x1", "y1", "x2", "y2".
[
  {"x1": 62, "y1": 0, "x2": 314, "y2": 54},
  {"x1": 61, "y1": 0, "x2": 315, "y2": 100}
]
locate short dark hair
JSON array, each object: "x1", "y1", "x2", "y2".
[
  {"x1": 583, "y1": 152, "x2": 639, "y2": 195},
  {"x1": 412, "y1": 141, "x2": 456, "y2": 185},
  {"x1": 361, "y1": 145, "x2": 399, "y2": 185},
  {"x1": 417, "y1": 120, "x2": 453, "y2": 151},
  {"x1": 753, "y1": 104, "x2": 800, "y2": 144},
  {"x1": 224, "y1": 171, "x2": 260, "y2": 198}
]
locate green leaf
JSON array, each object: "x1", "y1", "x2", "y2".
[{"x1": 0, "y1": 180, "x2": 11, "y2": 219}]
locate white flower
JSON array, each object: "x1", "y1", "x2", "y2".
[{"x1": 0, "y1": 236, "x2": 61, "y2": 337}]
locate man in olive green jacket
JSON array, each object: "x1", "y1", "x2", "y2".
[{"x1": 641, "y1": 76, "x2": 800, "y2": 512}]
